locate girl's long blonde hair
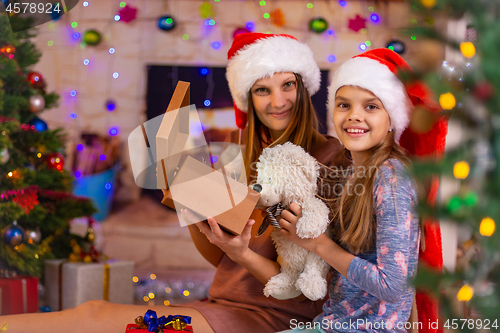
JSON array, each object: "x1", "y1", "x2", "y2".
[
  {"x1": 244, "y1": 73, "x2": 319, "y2": 183},
  {"x1": 334, "y1": 131, "x2": 411, "y2": 254}
]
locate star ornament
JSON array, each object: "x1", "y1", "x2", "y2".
[
  {"x1": 348, "y1": 14, "x2": 366, "y2": 32},
  {"x1": 118, "y1": 4, "x2": 138, "y2": 23}
]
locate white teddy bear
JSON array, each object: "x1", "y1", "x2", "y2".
[{"x1": 252, "y1": 142, "x2": 331, "y2": 301}]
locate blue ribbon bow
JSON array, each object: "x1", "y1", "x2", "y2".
[
  {"x1": 166, "y1": 315, "x2": 192, "y2": 325},
  {"x1": 143, "y1": 310, "x2": 168, "y2": 332}
]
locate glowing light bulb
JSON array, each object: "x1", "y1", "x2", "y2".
[
  {"x1": 439, "y1": 92, "x2": 456, "y2": 110},
  {"x1": 420, "y1": 0, "x2": 436, "y2": 9},
  {"x1": 480, "y1": 217, "x2": 496, "y2": 237},
  {"x1": 457, "y1": 284, "x2": 474, "y2": 301},
  {"x1": 132, "y1": 276, "x2": 139, "y2": 283},
  {"x1": 453, "y1": 161, "x2": 470, "y2": 179},
  {"x1": 460, "y1": 42, "x2": 476, "y2": 58}
]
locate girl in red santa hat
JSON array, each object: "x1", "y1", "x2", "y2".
[
  {"x1": 277, "y1": 48, "x2": 447, "y2": 333},
  {"x1": 3, "y1": 33, "x2": 347, "y2": 333}
]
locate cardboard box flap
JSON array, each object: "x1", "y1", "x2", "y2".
[
  {"x1": 156, "y1": 81, "x2": 191, "y2": 189},
  {"x1": 168, "y1": 156, "x2": 260, "y2": 235}
]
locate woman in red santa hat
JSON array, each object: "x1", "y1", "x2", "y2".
[
  {"x1": 3, "y1": 33, "x2": 347, "y2": 333},
  {"x1": 277, "y1": 48, "x2": 447, "y2": 333}
]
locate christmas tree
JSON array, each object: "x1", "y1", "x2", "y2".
[
  {"x1": 0, "y1": 13, "x2": 95, "y2": 278},
  {"x1": 408, "y1": 0, "x2": 500, "y2": 327}
]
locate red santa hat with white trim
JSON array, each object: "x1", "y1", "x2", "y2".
[
  {"x1": 227, "y1": 33, "x2": 321, "y2": 129},
  {"x1": 329, "y1": 48, "x2": 449, "y2": 333}
]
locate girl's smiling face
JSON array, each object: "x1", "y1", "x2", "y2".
[
  {"x1": 333, "y1": 85, "x2": 391, "y2": 166},
  {"x1": 250, "y1": 72, "x2": 297, "y2": 140}
]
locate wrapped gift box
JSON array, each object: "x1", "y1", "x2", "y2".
[
  {"x1": 45, "y1": 259, "x2": 134, "y2": 311},
  {"x1": 0, "y1": 276, "x2": 38, "y2": 315}
]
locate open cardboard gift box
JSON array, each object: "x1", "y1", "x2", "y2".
[{"x1": 153, "y1": 81, "x2": 260, "y2": 235}]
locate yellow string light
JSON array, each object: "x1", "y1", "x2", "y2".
[
  {"x1": 453, "y1": 161, "x2": 470, "y2": 179},
  {"x1": 460, "y1": 42, "x2": 476, "y2": 58},
  {"x1": 164, "y1": 300, "x2": 170, "y2": 306},
  {"x1": 148, "y1": 292, "x2": 155, "y2": 299},
  {"x1": 420, "y1": 0, "x2": 436, "y2": 8},
  {"x1": 183, "y1": 290, "x2": 190, "y2": 296},
  {"x1": 457, "y1": 284, "x2": 474, "y2": 301},
  {"x1": 7, "y1": 172, "x2": 13, "y2": 177},
  {"x1": 439, "y1": 92, "x2": 456, "y2": 110},
  {"x1": 479, "y1": 217, "x2": 496, "y2": 237},
  {"x1": 132, "y1": 276, "x2": 139, "y2": 283},
  {"x1": 143, "y1": 296, "x2": 149, "y2": 302},
  {"x1": 150, "y1": 273, "x2": 156, "y2": 280},
  {"x1": 165, "y1": 287, "x2": 172, "y2": 293}
]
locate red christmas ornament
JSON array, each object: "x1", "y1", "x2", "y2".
[
  {"x1": 118, "y1": 4, "x2": 138, "y2": 23},
  {"x1": 232, "y1": 27, "x2": 251, "y2": 39},
  {"x1": 27, "y1": 72, "x2": 44, "y2": 89},
  {"x1": 348, "y1": 14, "x2": 366, "y2": 32},
  {"x1": 474, "y1": 81, "x2": 494, "y2": 101},
  {"x1": 46, "y1": 152, "x2": 65, "y2": 171}
]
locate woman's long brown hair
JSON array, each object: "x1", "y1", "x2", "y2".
[
  {"x1": 334, "y1": 131, "x2": 412, "y2": 254},
  {"x1": 244, "y1": 73, "x2": 319, "y2": 183}
]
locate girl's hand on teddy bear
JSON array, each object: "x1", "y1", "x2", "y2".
[
  {"x1": 279, "y1": 202, "x2": 320, "y2": 253},
  {"x1": 198, "y1": 217, "x2": 255, "y2": 263}
]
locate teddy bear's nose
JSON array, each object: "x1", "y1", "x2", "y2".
[{"x1": 252, "y1": 184, "x2": 262, "y2": 193}]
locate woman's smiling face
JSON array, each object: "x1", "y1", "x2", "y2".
[
  {"x1": 250, "y1": 72, "x2": 297, "y2": 140},
  {"x1": 333, "y1": 85, "x2": 391, "y2": 165}
]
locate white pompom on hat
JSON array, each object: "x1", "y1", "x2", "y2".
[{"x1": 227, "y1": 33, "x2": 321, "y2": 129}]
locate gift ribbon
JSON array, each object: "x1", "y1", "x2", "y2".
[
  {"x1": 21, "y1": 279, "x2": 27, "y2": 313},
  {"x1": 103, "y1": 263, "x2": 110, "y2": 301},
  {"x1": 134, "y1": 311, "x2": 192, "y2": 332},
  {"x1": 135, "y1": 310, "x2": 168, "y2": 332},
  {"x1": 165, "y1": 315, "x2": 192, "y2": 331},
  {"x1": 0, "y1": 322, "x2": 7, "y2": 332},
  {"x1": 257, "y1": 203, "x2": 283, "y2": 236}
]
